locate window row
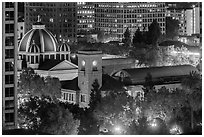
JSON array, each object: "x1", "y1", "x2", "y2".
[
  {"x1": 5, "y1": 62, "x2": 14, "y2": 71},
  {"x1": 5, "y1": 112, "x2": 14, "y2": 123},
  {"x1": 5, "y1": 75, "x2": 14, "y2": 84},
  {"x1": 62, "y1": 92, "x2": 86, "y2": 103},
  {"x1": 5, "y1": 87, "x2": 14, "y2": 97},
  {"x1": 5, "y1": 24, "x2": 14, "y2": 33},
  {"x1": 5, "y1": 2, "x2": 14, "y2": 8},
  {"x1": 5, "y1": 100, "x2": 15, "y2": 110},
  {"x1": 63, "y1": 92, "x2": 75, "y2": 102},
  {"x1": 5, "y1": 11, "x2": 14, "y2": 21},
  {"x1": 5, "y1": 49, "x2": 14, "y2": 59},
  {"x1": 5, "y1": 36, "x2": 14, "y2": 47}
]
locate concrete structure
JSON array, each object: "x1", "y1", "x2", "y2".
[
  {"x1": 94, "y1": 2, "x2": 166, "y2": 41},
  {"x1": 24, "y1": 2, "x2": 77, "y2": 43},
  {"x1": 2, "y1": 2, "x2": 18, "y2": 129}
]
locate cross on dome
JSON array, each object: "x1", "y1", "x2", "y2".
[
  {"x1": 32, "y1": 40, "x2": 35, "y2": 44},
  {"x1": 37, "y1": 15, "x2": 41, "y2": 22},
  {"x1": 62, "y1": 39, "x2": 66, "y2": 43}
]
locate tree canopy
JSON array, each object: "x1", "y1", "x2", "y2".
[
  {"x1": 122, "y1": 27, "x2": 131, "y2": 47},
  {"x1": 146, "y1": 19, "x2": 162, "y2": 46},
  {"x1": 166, "y1": 17, "x2": 180, "y2": 40},
  {"x1": 18, "y1": 96, "x2": 80, "y2": 134},
  {"x1": 18, "y1": 67, "x2": 61, "y2": 101}
]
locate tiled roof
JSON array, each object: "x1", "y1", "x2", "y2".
[
  {"x1": 38, "y1": 59, "x2": 62, "y2": 70},
  {"x1": 60, "y1": 77, "x2": 80, "y2": 91},
  {"x1": 61, "y1": 74, "x2": 125, "y2": 92},
  {"x1": 113, "y1": 65, "x2": 198, "y2": 85},
  {"x1": 101, "y1": 74, "x2": 125, "y2": 91}
]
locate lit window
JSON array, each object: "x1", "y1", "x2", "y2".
[{"x1": 50, "y1": 18, "x2": 54, "y2": 22}]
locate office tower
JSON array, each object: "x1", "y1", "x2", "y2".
[
  {"x1": 24, "y1": 2, "x2": 77, "y2": 43},
  {"x1": 77, "y1": 2, "x2": 95, "y2": 33},
  {"x1": 185, "y1": 4, "x2": 201, "y2": 35},
  {"x1": 94, "y1": 2, "x2": 166, "y2": 41},
  {"x1": 2, "y1": 2, "x2": 18, "y2": 129}
]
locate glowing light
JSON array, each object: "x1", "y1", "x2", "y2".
[
  {"x1": 169, "y1": 124, "x2": 183, "y2": 135},
  {"x1": 149, "y1": 119, "x2": 157, "y2": 128},
  {"x1": 92, "y1": 60, "x2": 97, "y2": 66},
  {"x1": 82, "y1": 60, "x2": 85, "y2": 66},
  {"x1": 71, "y1": 54, "x2": 76, "y2": 58},
  {"x1": 113, "y1": 125, "x2": 122, "y2": 134},
  {"x1": 114, "y1": 126, "x2": 121, "y2": 132}
]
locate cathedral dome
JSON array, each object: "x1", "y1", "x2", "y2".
[
  {"x1": 18, "y1": 16, "x2": 58, "y2": 53},
  {"x1": 58, "y1": 41, "x2": 70, "y2": 52}
]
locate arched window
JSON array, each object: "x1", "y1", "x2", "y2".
[{"x1": 31, "y1": 56, "x2": 34, "y2": 64}]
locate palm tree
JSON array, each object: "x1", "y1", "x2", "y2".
[{"x1": 181, "y1": 71, "x2": 202, "y2": 130}]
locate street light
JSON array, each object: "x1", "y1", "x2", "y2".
[
  {"x1": 149, "y1": 119, "x2": 157, "y2": 128},
  {"x1": 113, "y1": 125, "x2": 122, "y2": 134}
]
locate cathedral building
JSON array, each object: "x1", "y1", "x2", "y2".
[
  {"x1": 17, "y1": 16, "x2": 127, "y2": 108},
  {"x1": 18, "y1": 16, "x2": 71, "y2": 71}
]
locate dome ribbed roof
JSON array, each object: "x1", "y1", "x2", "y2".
[
  {"x1": 18, "y1": 20, "x2": 58, "y2": 53},
  {"x1": 58, "y1": 42, "x2": 70, "y2": 52},
  {"x1": 28, "y1": 40, "x2": 40, "y2": 53}
]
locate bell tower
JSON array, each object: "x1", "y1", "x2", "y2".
[{"x1": 77, "y1": 50, "x2": 102, "y2": 108}]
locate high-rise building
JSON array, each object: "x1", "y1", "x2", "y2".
[
  {"x1": 77, "y1": 2, "x2": 95, "y2": 33},
  {"x1": 185, "y1": 4, "x2": 201, "y2": 35},
  {"x1": 2, "y1": 2, "x2": 18, "y2": 129},
  {"x1": 94, "y1": 2, "x2": 166, "y2": 41},
  {"x1": 24, "y1": 2, "x2": 77, "y2": 43}
]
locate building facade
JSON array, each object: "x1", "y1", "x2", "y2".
[
  {"x1": 77, "y1": 2, "x2": 95, "y2": 33},
  {"x1": 2, "y1": 2, "x2": 18, "y2": 129},
  {"x1": 166, "y1": 8, "x2": 186, "y2": 35},
  {"x1": 185, "y1": 4, "x2": 201, "y2": 36},
  {"x1": 24, "y1": 2, "x2": 77, "y2": 43},
  {"x1": 94, "y1": 2, "x2": 166, "y2": 41}
]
